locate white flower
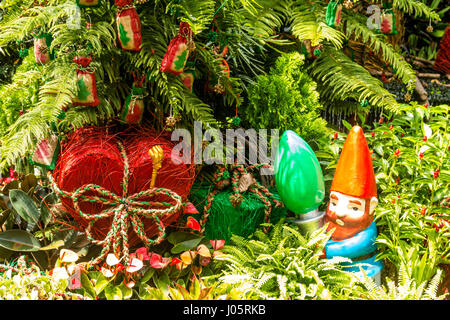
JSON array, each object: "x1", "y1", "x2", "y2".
[
  {"x1": 126, "y1": 258, "x2": 143, "y2": 273},
  {"x1": 30, "y1": 288, "x2": 39, "y2": 300},
  {"x1": 106, "y1": 254, "x2": 120, "y2": 266},
  {"x1": 60, "y1": 249, "x2": 79, "y2": 263},
  {"x1": 100, "y1": 267, "x2": 114, "y2": 278},
  {"x1": 419, "y1": 145, "x2": 430, "y2": 155},
  {"x1": 12, "y1": 274, "x2": 21, "y2": 285},
  {"x1": 52, "y1": 267, "x2": 69, "y2": 282}
]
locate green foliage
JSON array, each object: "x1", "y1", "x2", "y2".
[
  {"x1": 0, "y1": 269, "x2": 77, "y2": 300},
  {"x1": 358, "y1": 255, "x2": 447, "y2": 300},
  {"x1": 243, "y1": 52, "x2": 330, "y2": 149},
  {"x1": 0, "y1": 51, "x2": 39, "y2": 137},
  {"x1": 214, "y1": 221, "x2": 359, "y2": 300}
]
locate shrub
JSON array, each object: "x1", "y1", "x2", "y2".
[{"x1": 243, "y1": 52, "x2": 330, "y2": 150}]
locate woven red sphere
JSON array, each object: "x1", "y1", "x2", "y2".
[{"x1": 52, "y1": 126, "x2": 196, "y2": 247}]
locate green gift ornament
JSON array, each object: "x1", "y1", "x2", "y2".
[{"x1": 274, "y1": 130, "x2": 325, "y2": 215}]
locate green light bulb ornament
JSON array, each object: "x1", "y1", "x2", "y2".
[{"x1": 275, "y1": 130, "x2": 326, "y2": 234}]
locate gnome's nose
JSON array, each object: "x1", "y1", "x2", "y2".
[{"x1": 336, "y1": 211, "x2": 346, "y2": 218}]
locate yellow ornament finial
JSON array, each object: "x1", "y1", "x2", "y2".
[{"x1": 148, "y1": 145, "x2": 164, "y2": 188}]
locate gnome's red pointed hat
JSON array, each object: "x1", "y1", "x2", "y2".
[{"x1": 330, "y1": 126, "x2": 377, "y2": 199}]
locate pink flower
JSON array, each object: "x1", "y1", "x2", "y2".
[
  {"x1": 135, "y1": 247, "x2": 151, "y2": 261},
  {"x1": 184, "y1": 202, "x2": 199, "y2": 214},
  {"x1": 149, "y1": 253, "x2": 171, "y2": 269},
  {"x1": 200, "y1": 257, "x2": 211, "y2": 267},
  {"x1": 186, "y1": 216, "x2": 201, "y2": 231},
  {"x1": 210, "y1": 240, "x2": 225, "y2": 250}
]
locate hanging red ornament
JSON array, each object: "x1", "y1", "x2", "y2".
[
  {"x1": 29, "y1": 135, "x2": 60, "y2": 170},
  {"x1": 161, "y1": 22, "x2": 194, "y2": 75},
  {"x1": 115, "y1": 0, "x2": 142, "y2": 51},
  {"x1": 121, "y1": 76, "x2": 145, "y2": 124},
  {"x1": 72, "y1": 56, "x2": 100, "y2": 107},
  {"x1": 34, "y1": 32, "x2": 54, "y2": 65}
]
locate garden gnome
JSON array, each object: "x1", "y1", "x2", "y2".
[{"x1": 324, "y1": 126, "x2": 383, "y2": 284}]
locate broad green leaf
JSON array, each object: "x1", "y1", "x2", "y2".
[
  {"x1": 105, "y1": 285, "x2": 123, "y2": 300},
  {"x1": 119, "y1": 283, "x2": 133, "y2": 300},
  {"x1": 89, "y1": 271, "x2": 110, "y2": 295},
  {"x1": 167, "y1": 231, "x2": 202, "y2": 245},
  {"x1": 9, "y1": 189, "x2": 40, "y2": 226},
  {"x1": 0, "y1": 229, "x2": 41, "y2": 251},
  {"x1": 154, "y1": 271, "x2": 170, "y2": 295},
  {"x1": 171, "y1": 237, "x2": 203, "y2": 254},
  {"x1": 140, "y1": 268, "x2": 155, "y2": 284},
  {"x1": 80, "y1": 272, "x2": 96, "y2": 299},
  {"x1": 20, "y1": 174, "x2": 37, "y2": 193},
  {"x1": 40, "y1": 240, "x2": 64, "y2": 251},
  {"x1": 1, "y1": 180, "x2": 19, "y2": 195},
  {"x1": 40, "y1": 193, "x2": 59, "y2": 228}
]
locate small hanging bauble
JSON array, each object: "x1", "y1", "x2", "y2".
[
  {"x1": 121, "y1": 85, "x2": 145, "y2": 124},
  {"x1": 134, "y1": 0, "x2": 149, "y2": 4},
  {"x1": 232, "y1": 116, "x2": 241, "y2": 126},
  {"x1": 115, "y1": 0, "x2": 142, "y2": 51},
  {"x1": 360, "y1": 100, "x2": 369, "y2": 108},
  {"x1": 161, "y1": 22, "x2": 194, "y2": 75},
  {"x1": 343, "y1": 0, "x2": 353, "y2": 9},
  {"x1": 404, "y1": 92, "x2": 411, "y2": 102},
  {"x1": 426, "y1": 25, "x2": 433, "y2": 33},
  {"x1": 165, "y1": 115, "x2": 178, "y2": 128},
  {"x1": 72, "y1": 56, "x2": 100, "y2": 107}
]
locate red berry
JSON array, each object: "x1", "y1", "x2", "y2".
[
  {"x1": 394, "y1": 149, "x2": 400, "y2": 158},
  {"x1": 391, "y1": 198, "x2": 396, "y2": 204},
  {"x1": 420, "y1": 207, "x2": 426, "y2": 215},
  {"x1": 379, "y1": 117, "x2": 384, "y2": 124},
  {"x1": 434, "y1": 169, "x2": 439, "y2": 179},
  {"x1": 371, "y1": 132, "x2": 375, "y2": 137},
  {"x1": 401, "y1": 133, "x2": 404, "y2": 137},
  {"x1": 397, "y1": 195, "x2": 401, "y2": 199},
  {"x1": 389, "y1": 125, "x2": 393, "y2": 130},
  {"x1": 419, "y1": 152, "x2": 423, "y2": 159},
  {"x1": 19, "y1": 110, "x2": 24, "y2": 116},
  {"x1": 423, "y1": 136, "x2": 427, "y2": 142},
  {"x1": 333, "y1": 132, "x2": 338, "y2": 139},
  {"x1": 424, "y1": 103, "x2": 428, "y2": 108}
]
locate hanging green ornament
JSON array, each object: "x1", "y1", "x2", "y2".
[
  {"x1": 360, "y1": 99, "x2": 369, "y2": 107},
  {"x1": 325, "y1": 0, "x2": 343, "y2": 28},
  {"x1": 29, "y1": 135, "x2": 60, "y2": 171},
  {"x1": 18, "y1": 48, "x2": 29, "y2": 58},
  {"x1": 121, "y1": 85, "x2": 145, "y2": 124},
  {"x1": 313, "y1": 48, "x2": 322, "y2": 57},
  {"x1": 377, "y1": 2, "x2": 397, "y2": 35},
  {"x1": 232, "y1": 116, "x2": 241, "y2": 126},
  {"x1": 274, "y1": 130, "x2": 325, "y2": 215}
]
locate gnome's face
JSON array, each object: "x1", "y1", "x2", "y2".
[{"x1": 325, "y1": 191, "x2": 378, "y2": 240}]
